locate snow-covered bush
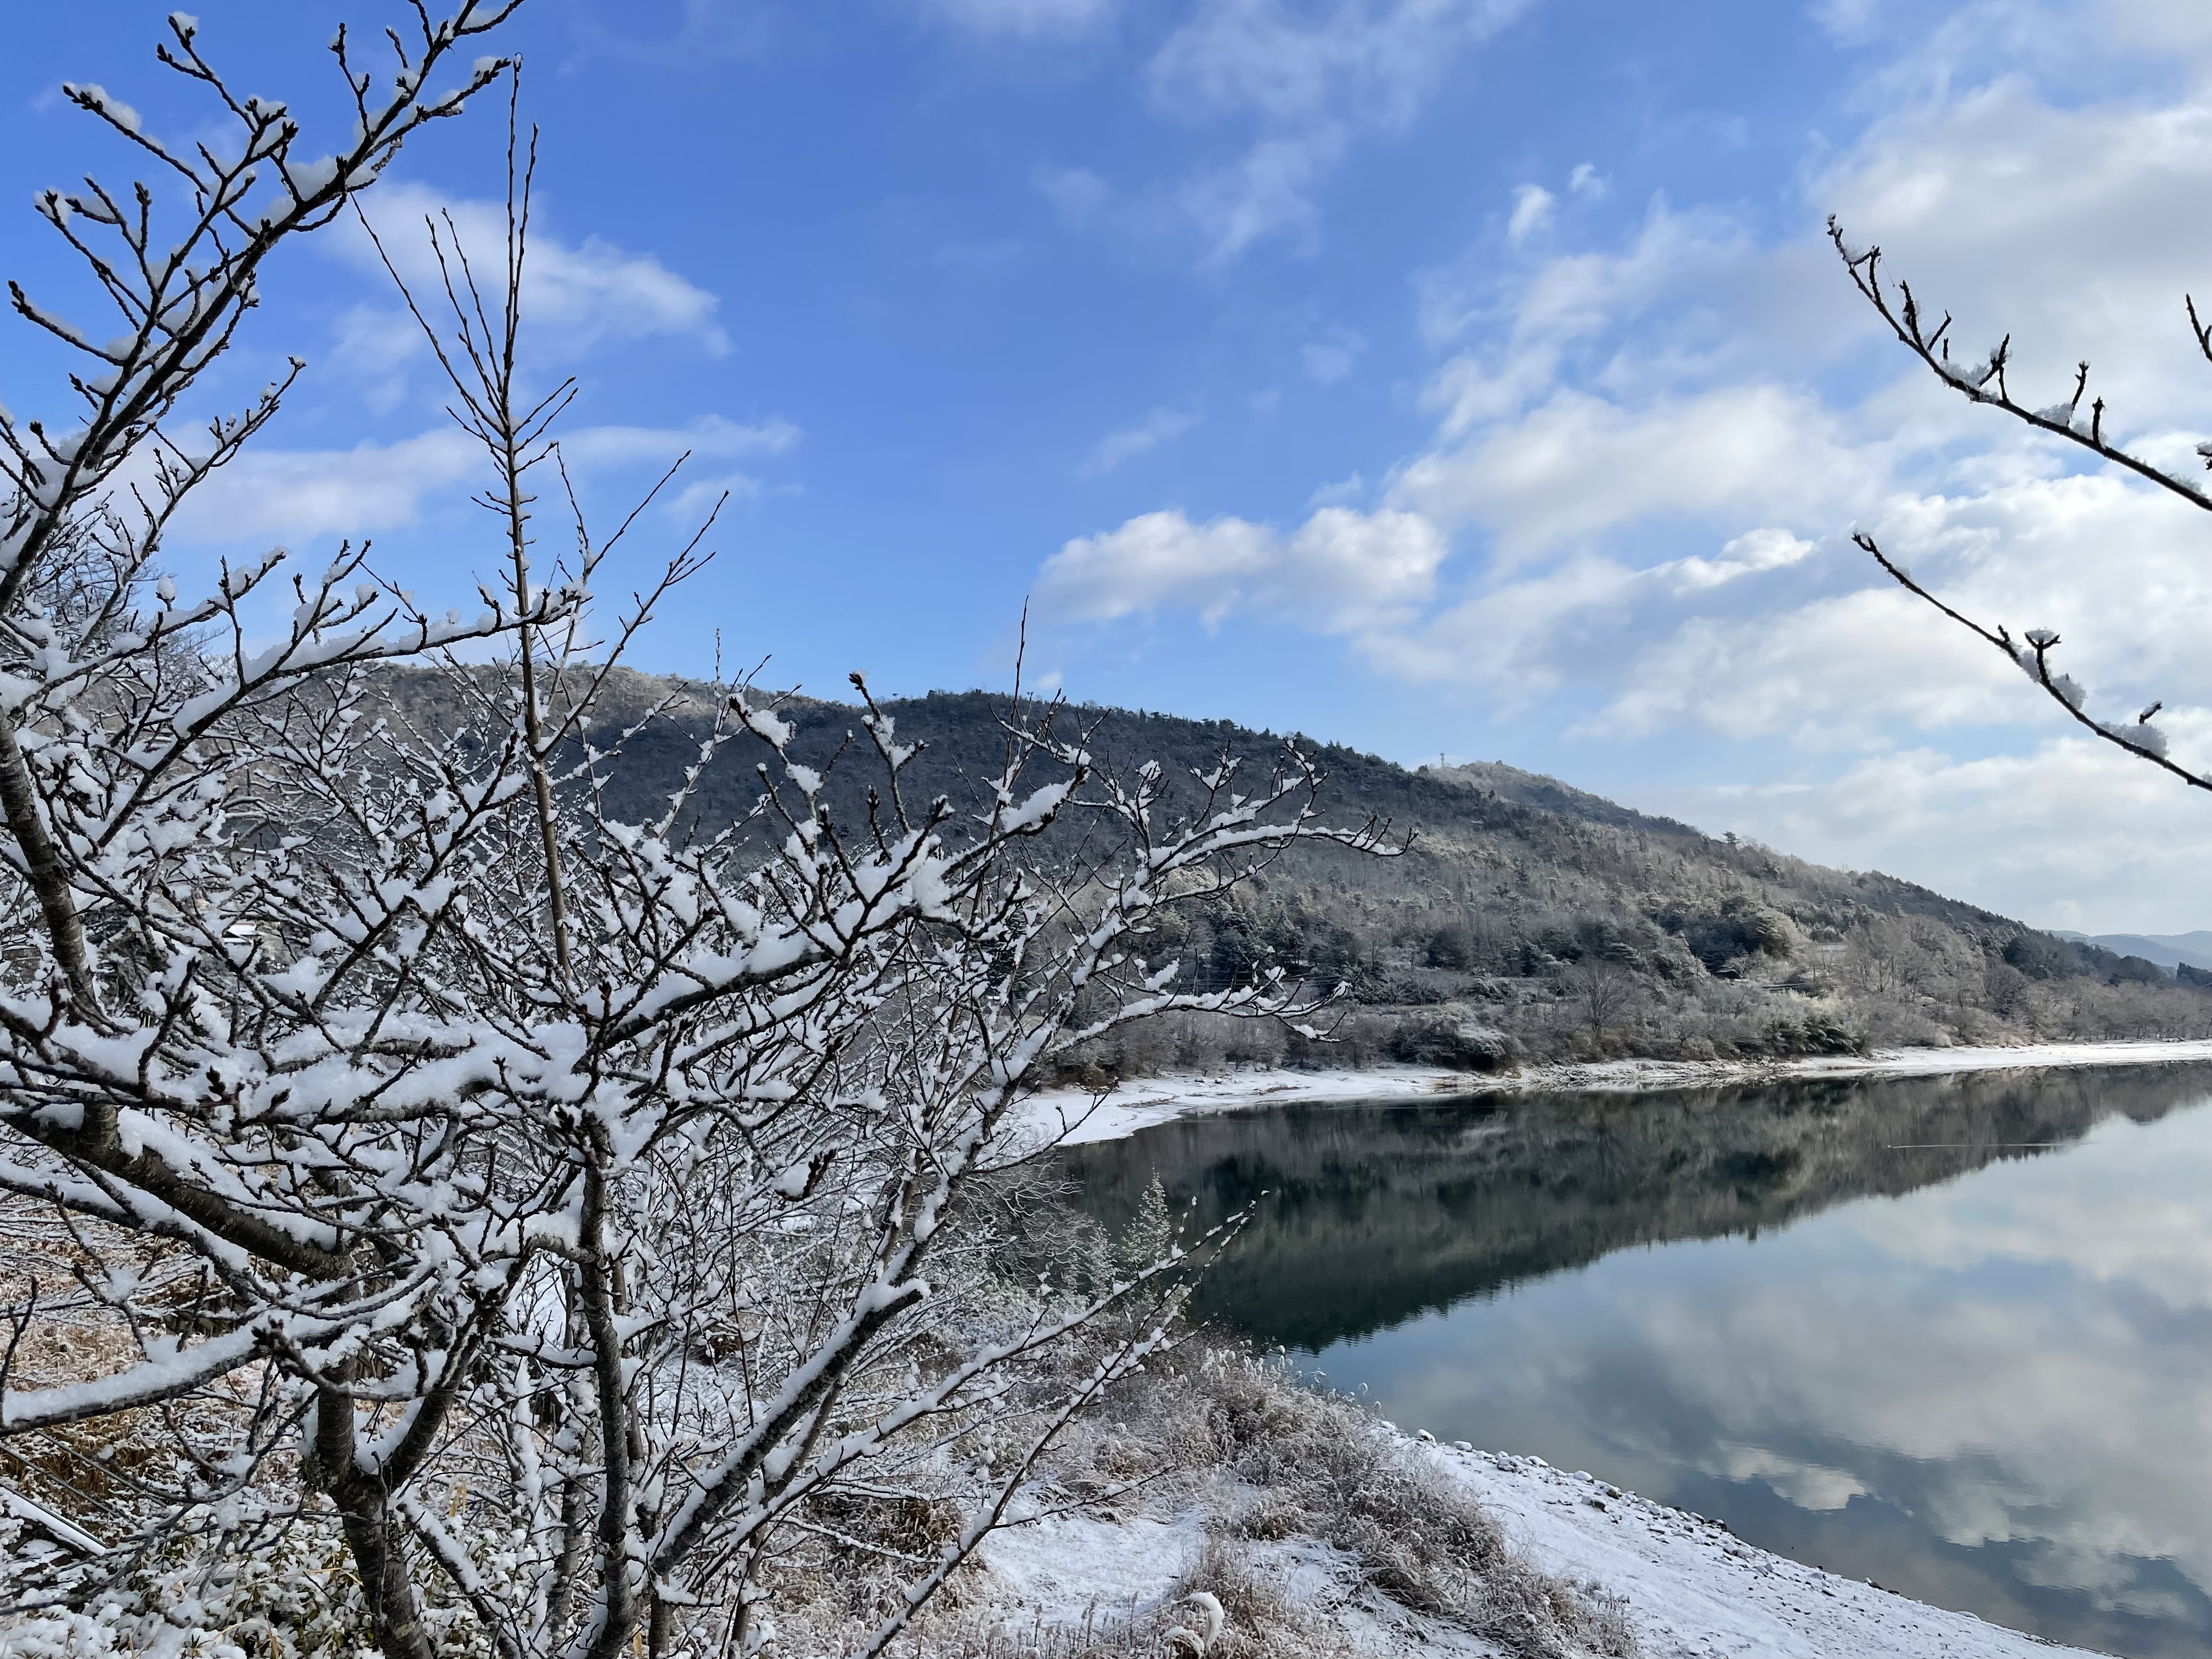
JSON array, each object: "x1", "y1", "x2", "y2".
[{"x1": 0, "y1": 13, "x2": 1384, "y2": 1659}]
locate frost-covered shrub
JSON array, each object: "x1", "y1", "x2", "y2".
[
  {"x1": 0, "y1": 1511, "x2": 371, "y2": 1659},
  {"x1": 0, "y1": 15, "x2": 1383, "y2": 1659}
]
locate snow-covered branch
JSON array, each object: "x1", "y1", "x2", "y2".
[
  {"x1": 0, "y1": 18, "x2": 1391, "y2": 1659},
  {"x1": 1833, "y1": 222, "x2": 2212, "y2": 794}
]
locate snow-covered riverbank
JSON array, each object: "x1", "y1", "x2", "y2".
[
  {"x1": 1437, "y1": 1448, "x2": 2109, "y2": 1658},
  {"x1": 977, "y1": 1440, "x2": 2106, "y2": 1658},
  {"x1": 1023, "y1": 1036, "x2": 2212, "y2": 1145}
]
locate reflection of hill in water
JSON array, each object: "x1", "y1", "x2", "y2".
[{"x1": 1061, "y1": 1065, "x2": 2212, "y2": 1350}]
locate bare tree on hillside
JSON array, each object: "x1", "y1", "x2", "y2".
[
  {"x1": 1568, "y1": 956, "x2": 1634, "y2": 1047},
  {"x1": 0, "y1": 16, "x2": 1388, "y2": 1659},
  {"x1": 1831, "y1": 218, "x2": 2212, "y2": 787}
]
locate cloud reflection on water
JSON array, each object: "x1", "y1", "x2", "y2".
[
  {"x1": 1068, "y1": 1069, "x2": 2212, "y2": 1657},
  {"x1": 1324, "y1": 1105, "x2": 2212, "y2": 1655}
]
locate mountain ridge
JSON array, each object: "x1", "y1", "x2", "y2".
[
  {"x1": 379, "y1": 669, "x2": 2212, "y2": 1070},
  {"x1": 2053, "y1": 930, "x2": 2212, "y2": 972}
]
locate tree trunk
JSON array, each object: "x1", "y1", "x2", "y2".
[{"x1": 317, "y1": 1387, "x2": 437, "y2": 1659}]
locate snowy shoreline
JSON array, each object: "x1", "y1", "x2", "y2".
[
  {"x1": 1434, "y1": 1447, "x2": 2112, "y2": 1658},
  {"x1": 979, "y1": 1440, "x2": 2109, "y2": 1658},
  {"x1": 1023, "y1": 1036, "x2": 2212, "y2": 1146}
]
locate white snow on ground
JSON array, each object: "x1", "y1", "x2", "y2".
[
  {"x1": 1019, "y1": 1038, "x2": 2212, "y2": 1147},
  {"x1": 1023, "y1": 1064, "x2": 1470, "y2": 1146},
  {"x1": 974, "y1": 1447, "x2": 2113, "y2": 1658},
  {"x1": 975, "y1": 1496, "x2": 1515, "y2": 1656},
  {"x1": 977, "y1": 1505, "x2": 1208, "y2": 1620},
  {"x1": 1433, "y1": 1447, "x2": 2109, "y2": 1659}
]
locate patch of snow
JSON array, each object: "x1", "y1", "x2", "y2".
[
  {"x1": 977, "y1": 1443, "x2": 2108, "y2": 1657},
  {"x1": 977, "y1": 1502, "x2": 1508, "y2": 1657},
  {"x1": 1427, "y1": 1447, "x2": 2108, "y2": 1659},
  {"x1": 1017, "y1": 1039, "x2": 2212, "y2": 1148},
  {"x1": 978, "y1": 1504, "x2": 1206, "y2": 1621},
  {"x1": 1020, "y1": 1064, "x2": 1466, "y2": 1147}
]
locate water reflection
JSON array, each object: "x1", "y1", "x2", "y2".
[{"x1": 1063, "y1": 1066, "x2": 2212, "y2": 1658}]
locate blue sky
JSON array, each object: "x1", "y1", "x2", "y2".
[{"x1": 10, "y1": 0, "x2": 2212, "y2": 928}]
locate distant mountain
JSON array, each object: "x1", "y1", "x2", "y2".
[
  {"x1": 374, "y1": 670, "x2": 2212, "y2": 1071},
  {"x1": 2052, "y1": 932, "x2": 2212, "y2": 973}
]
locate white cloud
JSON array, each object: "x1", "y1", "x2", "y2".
[
  {"x1": 174, "y1": 430, "x2": 481, "y2": 542},
  {"x1": 1036, "y1": 505, "x2": 1446, "y2": 636},
  {"x1": 171, "y1": 416, "x2": 798, "y2": 545},
  {"x1": 1029, "y1": 0, "x2": 2212, "y2": 925},
  {"x1": 1176, "y1": 133, "x2": 1340, "y2": 263},
  {"x1": 1597, "y1": 585, "x2": 2014, "y2": 744},
  {"x1": 557, "y1": 414, "x2": 800, "y2": 470},
  {"x1": 1378, "y1": 552, "x2": 1655, "y2": 695},
  {"x1": 1667, "y1": 526, "x2": 1818, "y2": 590},
  {"x1": 1079, "y1": 407, "x2": 1201, "y2": 475},
  {"x1": 1390, "y1": 383, "x2": 1880, "y2": 563},
  {"x1": 1505, "y1": 183, "x2": 1554, "y2": 245},
  {"x1": 1048, "y1": 0, "x2": 1536, "y2": 265},
  {"x1": 1300, "y1": 326, "x2": 1365, "y2": 385},
  {"x1": 334, "y1": 182, "x2": 729, "y2": 365},
  {"x1": 1822, "y1": 81, "x2": 2212, "y2": 428},
  {"x1": 1616, "y1": 1177, "x2": 2212, "y2": 1581},
  {"x1": 577, "y1": 415, "x2": 802, "y2": 522},
  {"x1": 1815, "y1": 0, "x2": 2212, "y2": 93},
  {"x1": 1039, "y1": 510, "x2": 1272, "y2": 626},
  {"x1": 1148, "y1": 0, "x2": 1532, "y2": 128},
  {"x1": 1378, "y1": 25, "x2": 2212, "y2": 742},
  {"x1": 329, "y1": 303, "x2": 428, "y2": 415},
  {"x1": 1414, "y1": 202, "x2": 1770, "y2": 424},
  {"x1": 1034, "y1": 163, "x2": 1115, "y2": 228},
  {"x1": 1607, "y1": 469, "x2": 2212, "y2": 738},
  {"x1": 1237, "y1": 525, "x2": 1835, "y2": 708},
  {"x1": 569, "y1": 1, "x2": 776, "y2": 65},
  {"x1": 1655, "y1": 720, "x2": 2212, "y2": 926},
  {"x1": 1396, "y1": 1098, "x2": 2212, "y2": 1599},
  {"x1": 924, "y1": 0, "x2": 1114, "y2": 33},
  {"x1": 1707, "y1": 1444, "x2": 1866, "y2": 1512},
  {"x1": 668, "y1": 473, "x2": 769, "y2": 522}
]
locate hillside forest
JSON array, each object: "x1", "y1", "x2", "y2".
[{"x1": 410, "y1": 671, "x2": 2212, "y2": 1079}]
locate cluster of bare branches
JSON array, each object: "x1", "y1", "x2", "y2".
[
  {"x1": 1830, "y1": 216, "x2": 2212, "y2": 792},
  {"x1": 0, "y1": 13, "x2": 1387, "y2": 1659}
]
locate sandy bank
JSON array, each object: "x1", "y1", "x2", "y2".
[{"x1": 1020, "y1": 1037, "x2": 2212, "y2": 1146}]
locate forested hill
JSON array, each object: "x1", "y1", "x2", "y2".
[
  {"x1": 387, "y1": 671, "x2": 2211, "y2": 1070},
  {"x1": 1438, "y1": 759, "x2": 1702, "y2": 839},
  {"x1": 553, "y1": 680, "x2": 1705, "y2": 853}
]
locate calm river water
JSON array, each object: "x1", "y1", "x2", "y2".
[{"x1": 1063, "y1": 1064, "x2": 2212, "y2": 1659}]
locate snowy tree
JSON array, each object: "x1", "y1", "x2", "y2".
[
  {"x1": 1114, "y1": 1176, "x2": 1175, "y2": 1280},
  {"x1": 0, "y1": 13, "x2": 1387, "y2": 1659},
  {"x1": 1832, "y1": 218, "x2": 2209, "y2": 786}
]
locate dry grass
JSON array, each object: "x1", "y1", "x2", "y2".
[
  {"x1": 888, "y1": 1339, "x2": 1636, "y2": 1659},
  {"x1": 1, "y1": 1201, "x2": 201, "y2": 1528},
  {"x1": 1163, "y1": 1346, "x2": 1633, "y2": 1657}
]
